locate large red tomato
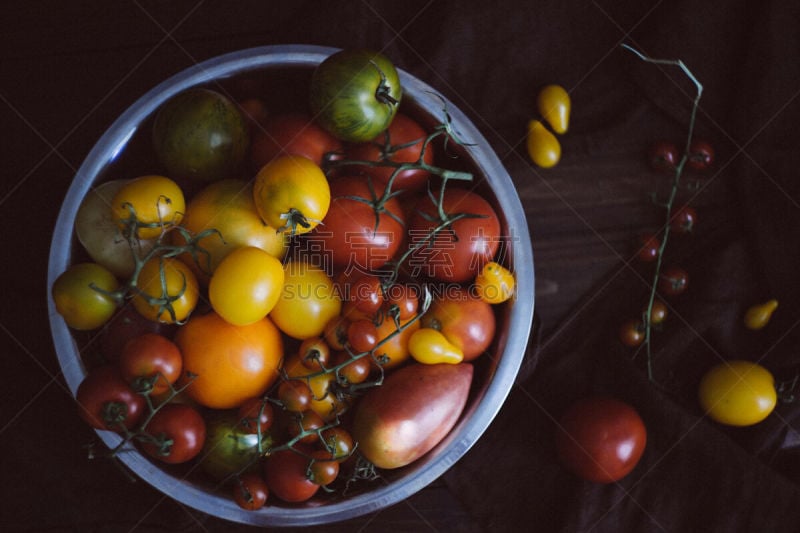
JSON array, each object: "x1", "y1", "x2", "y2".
[
  {"x1": 140, "y1": 403, "x2": 206, "y2": 464},
  {"x1": 308, "y1": 176, "x2": 406, "y2": 273},
  {"x1": 420, "y1": 287, "x2": 496, "y2": 361},
  {"x1": 264, "y1": 448, "x2": 320, "y2": 503},
  {"x1": 250, "y1": 112, "x2": 342, "y2": 169},
  {"x1": 407, "y1": 187, "x2": 500, "y2": 282}
]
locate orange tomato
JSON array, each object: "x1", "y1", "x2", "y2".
[
  {"x1": 175, "y1": 312, "x2": 283, "y2": 409},
  {"x1": 374, "y1": 316, "x2": 420, "y2": 370}
]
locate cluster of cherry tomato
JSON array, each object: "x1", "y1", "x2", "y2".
[{"x1": 51, "y1": 49, "x2": 519, "y2": 511}]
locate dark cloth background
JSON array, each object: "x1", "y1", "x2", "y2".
[{"x1": 2, "y1": 1, "x2": 800, "y2": 532}]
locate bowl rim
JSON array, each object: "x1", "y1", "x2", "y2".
[{"x1": 47, "y1": 43, "x2": 535, "y2": 526}]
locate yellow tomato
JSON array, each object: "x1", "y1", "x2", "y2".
[
  {"x1": 698, "y1": 360, "x2": 777, "y2": 426},
  {"x1": 536, "y1": 84, "x2": 571, "y2": 134},
  {"x1": 374, "y1": 315, "x2": 420, "y2": 370},
  {"x1": 743, "y1": 299, "x2": 778, "y2": 330},
  {"x1": 409, "y1": 328, "x2": 464, "y2": 365},
  {"x1": 132, "y1": 256, "x2": 199, "y2": 324},
  {"x1": 52, "y1": 263, "x2": 119, "y2": 330},
  {"x1": 253, "y1": 155, "x2": 330, "y2": 235},
  {"x1": 175, "y1": 179, "x2": 287, "y2": 282},
  {"x1": 526, "y1": 120, "x2": 561, "y2": 168},
  {"x1": 269, "y1": 260, "x2": 341, "y2": 339},
  {"x1": 474, "y1": 261, "x2": 515, "y2": 304},
  {"x1": 112, "y1": 175, "x2": 185, "y2": 239},
  {"x1": 209, "y1": 246, "x2": 285, "y2": 326}
]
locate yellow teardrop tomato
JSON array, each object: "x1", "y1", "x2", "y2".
[
  {"x1": 112, "y1": 175, "x2": 185, "y2": 240},
  {"x1": 698, "y1": 360, "x2": 777, "y2": 426},
  {"x1": 526, "y1": 120, "x2": 561, "y2": 168},
  {"x1": 269, "y1": 260, "x2": 341, "y2": 339},
  {"x1": 743, "y1": 299, "x2": 778, "y2": 330},
  {"x1": 132, "y1": 256, "x2": 199, "y2": 324},
  {"x1": 409, "y1": 328, "x2": 464, "y2": 365},
  {"x1": 475, "y1": 261, "x2": 515, "y2": 304},
  {"x1": 253, "y1": 155, "x2": 330, "y2": 235},
  {"x1": 209, "y1": 246, "x2": 285, "y2": 326},
  {"x1": 536, "y1": 84, "x2": 571, "y2": 134}
]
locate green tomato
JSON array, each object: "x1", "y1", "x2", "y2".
[
  {"x1": 52, "y1": 263, "x2": 119, "y2": 330},
  {"x1": 152, "y1": 88, "x2": 249, "y2": 182},
  {"x1": 198, "y1": 414, "x2": 267, "y2": 481},
  {"x1": 309, "y1": 49, "x2": 402, "y2": 142}
]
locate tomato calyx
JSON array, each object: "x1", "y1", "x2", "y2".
[{"x1": 371, "y1": 59, "x2": 400, "y2": 107}]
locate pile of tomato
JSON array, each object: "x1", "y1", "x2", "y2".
[{"x1": 51, "y1": 49, "x2": 518, "y2": 510}]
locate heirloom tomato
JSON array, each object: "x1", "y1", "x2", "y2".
[
  {"x1": 346, "y1": 113, "x2": 434, "y2": 192},
  {"x1": 526, "y1": 119, "x2": 561, "y2": 168},
  {"x1": 141, "y1": 403, "x2": 206, "y2": 464},
  {"x1": 270, "y1": 260, "x2": 342, "y2": 339},
  {"x1": 407, "y1": 188, "x2": 500, "y2": 283},
  {"x1": 264, "y1": 448, "x2": 320, "y2": 503},
  {"x1": 118, "y1": 332, "x2": 182, "y2": 395},
  {"x1": 75, "y1": 365, "x2": 145, "y2": 431},
  {"x1": 131, "y1": 256, "x2": 199, "y2": 324},
  {"x1": 253, "y1": 155, "x2": 330, "y2": 235},
  {"x1": 309, "y1": 49, "x2": 402, "y2": 142},
  {"x1": 250, "y1": 112, "x2": 342, "y2": 168},
  {"x1": 52, "y1": 262, "x2": 119, "y2": 331},
  {"x1": 111, "y1": 175, "x2": 185, "y2": 240},
  {"x1": 153, "y1": 88, "x2": 249, "y2": 182},
  {"x1": 200, "y1": 413, "x2": 263, "y2": 481},
  {"x1": 698, "y1": 360, "x2": 777, "y2": 426},
  {"x1": 421, "y1": 287, "x2": 495, "y2": 361},
  {"x1": 536, "y1": 84, "x2": 571, "y2": 134},
  {"x1": 176, "y1": 312, "x2": 283, "y2": 409},
  {"x1": 555, "y1": 396, "x2": 647, "y2": 483}
]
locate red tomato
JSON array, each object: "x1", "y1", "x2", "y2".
[
  {"x1": 407, "y1": 188, "x2": 500, "y2": 283},
  {"x1": 670, "y1": 205, "x2": 696, "y2": 234},
  {"x1": 647, "y1": 141, "x2": 679, "y2": 172},
  {"x1": 636, "y1": 234, "x2": 660, "y2": 263},
  {"x1": 619, "y1": 319, "x2": 645, "y2": 347},
  {"x1": 384, "y1": 283, "x2": 419, "y2": 320},
  {"x1": 118, "y1": 333, "x2": 182, "y2": 395},
  {"x1": 687, "y1": 139, "x2": 714, "y2": 171},
  {"x1": 309, "y1": 176, "x2": 406, "y2": 272},
  {"x1": 233, "y1": 472, "x2": 269, "y2": 511},
  {"x1": 98, "y1": 306, "x2": 174, "y2": 362},
  {"x1": 141, "y1": 403, "x2": 206, "y2": 464},
  {"x1": 658, "y1": 266, "x2": 689, "y2": 296},
  {"x1": 264, "y1": 448, "x2": 320, "y2": 503},
  {"x1": 250, "y1": 112, "x2": 342, "y2": 169},
  {"x1": 555, "y1": 396, "x2": 647, "y2": 483},
  {"x1": 421, "y1": 287, "x2": 496, "y2": 361},
  {"x1": 237, "y1": 397, "x2": 275, "y2": 434},
  {"x1": 308, "y1": 449, "x2": 340, "y2": 485},
  {"x1": 346, "y1": 113, "x2": 434, "y2": 192},
  {"x1": 76, "y1": 365, "x2": 146, "y2": 431}
]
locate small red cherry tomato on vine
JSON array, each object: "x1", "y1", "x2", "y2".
[
  {"x1": 687, "y1": 139, "x2": 715, "y2": 171},
  {"x1": 648, "y1": 141, "x2": 679, "y2": 172},
  {"x1": 233, "y1": 472, "x2": 269, "y2": 511},
  {"x1": 636, "y1": 234, "x2": 661, "y2": 263},
  {"x1": 237, "y1": 397, "x2": 274, "y2": 434},
  {"x1": 658, "y1": 267, "x2": 689, "y2": 296},
  {"x1": 475, "y1": 261, "x2": 515, "y2": 304},
  {"x1": 619, "y1": 319, "x2": 646, "y2": 348},
  {"x1": 670, "y1": 205, "x2": 697, "y2": 234},
  {"x1": 645, "y1": 299, "x2": 668, "y2": 326}
]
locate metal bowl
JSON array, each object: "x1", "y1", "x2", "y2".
[{"x1": 47, "y1": 44, "x2": 534, "y2": 526}]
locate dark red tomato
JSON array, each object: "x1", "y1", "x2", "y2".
[
  {"x1": 250, "y1": 112, "x2": 342, "y2": 169},
  {"x1": 636, "y1": 234, "x2": 660, "y2": 263},
  {"x1": 334, "y1": 351, "x2": 372, "y2": 385},
  {"x1": 118, "y1": 333, "x2": 182, "y2": 395},
  {"x1": 298, "y1": 336, "x2": 331, "y2": 372},
  {"x1": 658, "y1": 266, "x2": 689, "y2": 296},
  {"x1": 619, "y1": 319, "x2": 645, "y2": 347},
  {"x1": 233, "y1": 472, "x2": 269, "y2": 511},
  {"x1": 287, "y1": 410, "x2": 325, "y2": 444},
  {"x1": 264, "y1": 448, "x2": 320, "y2": 503},
  {"x1": 98, "y1": 306, "x2": 174, "y2": 362},
  {"x1": 141, "y1": 403, "x2": 206, "y2": 464},
  {"x1": 308, "y1": 449, "x2": 340, "y2": 485},
  {"x1": 407, "y1": 188, "x2": 501, "y2": 283},
  {"x1": 555, "y1": 396, "x2": 647, "y2": 483},
  {"x1": 310, "y1": 176, "x2": 406, "y2": 272},
  {"x1": 277, "y1": 380, "x2": 313, "y2": 413},
  {"x1": 346, "y1": 113, "x2": 434, "y2": 192},
  {"x1": 344, "y1": 273, "x2": 384, "y2": 316},
  {"x1": 670, "y1": 205, "x2": 696, "y2": 234},
  {"x1": 347, "y1": 320, "x2": 379, "y2": 353},
  {"x1": 687, "y1": 139, "x2": 714, "y2": 171},
  {"x1": 76, "y1": 365, "x2": 146, "y2": 431},
  {"x1": 319, "y1": 427, "x2": 355, "y2": 461},
  {"x1": 237, "y1": 397, "x2": 275, "y2": 434},
  {"x1": 646, "y1": 299, "x2": 668, "y2": 325},
  {"x1": 648, "y1": 141, "x2": 679, "y2": 172}
]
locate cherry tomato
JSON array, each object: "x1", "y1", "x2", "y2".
[
  {"x1": 698, "y1": 360, "x2": 777, "y2": 426},
  {"x1": 421, "y1": 287, "x2": 495, "y2": 361},
  {"x1": 251, "y1": 112, "x2": 343, "y2": 169},
  {"x1": 346, "y1": 113, "x2": 434, "y2": 192},
  {"x1": 648, "y1": 141, "x2": 679, "y2": 172},
  {"x1": 646, "y1": 299, "x2": 668, "y2": 326},
  {"x1": 287, "y1": 410, "x2": 326, "y2": 444},
  {"x1": 323, "y1": 316, "x2": 350, "y2": 351},
  {"x1": 153, "y1": 88, "x2": 249, "y2": 182},
  {"x1": 636, "y1": 234, "x2": 660, "y2": 262},
  {"x1": 536, "y1": 84, "x2": 571, "y2": 134},
  {"x1": 298, "y1": 336, "x2": 331, "y2": 371},
  {"x1": 333, "y1": 351, "x2": 372, "y2": 385},
  {"x1": 75, "y1": 365, "x2": 145, "y2": 431},
  {"x1": 669, "y1": 205, "x2": 696, "y2": 234},
  {"x1": 237, "y1": 397, "x2": 275, "y2": 434},
  {"x1": 475, "y1": 261, "x2": 515, "y2": 304},
  {"x1": 253, "y1": 154, "x2": 330, "y2": 235},
  {"x1": 264, "y1": 448, "x2": 320, "y2": 503},
  {"x1": 384, "y1": 283, "x2": 419, "y2": 320},
  {"x1": 132, "y1": 256, "x2": 199, "y2": 324},
  {"x1": 658, "y1": 266, "x2": 689, "y2": 296},
  {"x1": 347, "y1": 319, "x2": 379, "y2": 353},
  {"x1": 407, "y1": 188, "x2": 500, "y2": 283},
  {"x1": 308, "y1": 449, "x2": 340, "y2": 485},
  {"x1": 373, "y1": 314, "x2": 420, "y2": 370},
  {"x1": 269, "y1": 260, "x2": 342, "y2": 340},
  {"x1": 526, "y1": 119, "x2": 561, "y2": 168},
  {"x1": 687, "y1": 139, "x2": 715, "y2": 171},
  {"x1": 141, "y1": 403, "x2": 206, "y2": 464},
  {"x1": 111, "y1": 175, "x2": 185, "y2": 240},
  {"x1": 175, "y1": 312, "x2": 283, "y2": 409},
  {"x1": 52, "y1": 263, "x2": 119, "y2": 331},
  {"x1": 319, "y1": 427, "x2": 355, "y2": 461},
  {"x1": 743, "y1": 299, "x2": 779, "y2": 330},
  {"x1": 555, "y1": 396, "x2": 647, "y2": 483},
  {"x1": 209, "y1": 246, "x2": 285, "y2": 326},
  {"x1": 233, "y1": 472, "x2": 269, "y2": 511},
  {"x1": 283, "y1": 354, "x2": 342, "y2": 421},
  {"x1": 309, "y1": 49, "x2": 402, "y2": 143},
  {"x1": 118, "y1": 333, "x2": 182, "y2": 395},
  {"x1": 409, "y1": 328, "x2": 464, "y2": 365},
  {"x1": 344, "y1": 274, "x2": 385, "y2": 316},
  {"x1": 310, "y1": 176, "x2": 406, "y2": 272},
  {"x1": 278, "y1": 380, "x2": 314, "y2": 413},
  {"x1": 619, "y1": 319, "x2": 645, "y2": 347}
]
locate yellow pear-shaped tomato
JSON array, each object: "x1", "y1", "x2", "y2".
[
  {"x1": 526, "y1": 120, "x2": 561, "y2": 168},
  {"x1": 409, "y1": 328, "x2": 464, "y2": 365},
  {"x1": 743, "y1": 299, "x2": 778, "y2": 330},
  {"x1": 536, "y1": 84, "x2": 571, "y2": 134}
]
